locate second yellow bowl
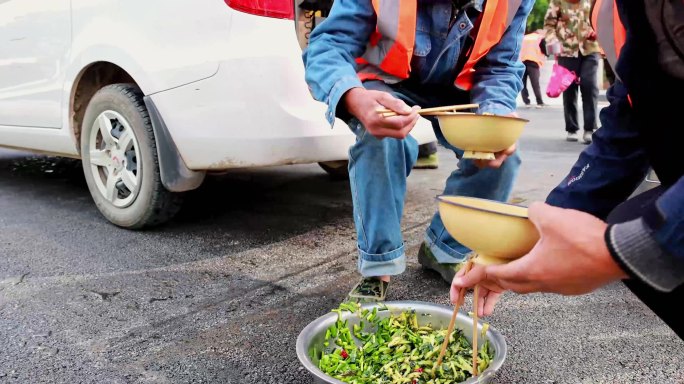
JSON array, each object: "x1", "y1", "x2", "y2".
[{"x1": 437, "y1": 196, "x2": 539, "y2": 265}]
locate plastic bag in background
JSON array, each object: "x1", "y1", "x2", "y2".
[{"x1": 546, "y1": 61, "x2": 577, "y2": 98}]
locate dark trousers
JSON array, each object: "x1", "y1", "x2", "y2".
[
  {"x1": 558, "y1": 53, "x2": 600, "y2": 133},
  {"x1": 521, "y1": 61, "x2": 544, "y2": 105},
  {"x1": 418, "y1": 141, "x2": 438, "y2": 157},
  {"x1": 606, "y1": 187, "x2": 684, "y2": 339}
]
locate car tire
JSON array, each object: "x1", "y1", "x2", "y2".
[
  {"x1": 81, "y1": 83, "x2": 183, "y2": 229},
  {"x1": 318, "y1": 160, "x2": 349, "y2": 180}
]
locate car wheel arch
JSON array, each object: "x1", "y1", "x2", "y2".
[
  {"x1": 70, "y1": 61, "x2": 138, "y2": 153},
  {"x1": 70, "y1": 62, "x2": 205, "y2": 194}
]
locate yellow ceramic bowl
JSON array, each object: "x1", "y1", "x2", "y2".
[
  {"x1": 435, "y1": 113, "x2": 528, "y2": 160},
  {"x1": 437, "y1": 196, "x2": 540, "y2": 265}
]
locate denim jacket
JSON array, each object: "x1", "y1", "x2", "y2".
[{"x1": 303, "y1": 0, "x2": 534, "y2": 125}]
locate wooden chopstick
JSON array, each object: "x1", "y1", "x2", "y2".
[
  {"x1": 434, "y1": 261, "x2": 474, "y2": 374},
  {"x1": 377, "y1": 103, "x2": 479, "y2": 117},
  {"x1": 472, "y1": 285, "x2": 480, "y2": 376}
]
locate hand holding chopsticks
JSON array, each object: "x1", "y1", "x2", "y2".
[
  {"x1": 433, "y1": 259, "x2": 484, "y2": 378},
  {"x1": 434, "y1": 261, "x2": 474, "y2": 374}
]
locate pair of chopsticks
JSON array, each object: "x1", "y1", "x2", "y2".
[
  {"x1": 433, "y1": 260, "x2": 481, "y2": 377},
  {"x1": 377, "y1": 103, "x2": 478, "y2": 117}
]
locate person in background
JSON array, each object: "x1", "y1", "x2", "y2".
[
  {"x1": 452, "y1": 0, "x2": 684, "y2": 339},
  {"x1": 544, "y1": 0, "x2": 601, "y2": 144},
  {"x1": 303, "y1": 0, "x2": 533, "y2": 300},
  {"x1": 520, "y1": 29, "x2": 548, "y2": 108}
]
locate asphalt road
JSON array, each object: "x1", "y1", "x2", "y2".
[{"x1": 1, "y1": 106, "x2": 682, "y2": 384}]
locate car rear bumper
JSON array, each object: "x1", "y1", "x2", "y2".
[
  {"x1": 151, "y1": 60, "x2": 436, "y2": 171},
  {"x1": 149, "y1": 56, "x2": 357, "y2": 171}
]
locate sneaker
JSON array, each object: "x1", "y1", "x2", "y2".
[
  {"x1": 566, "y1": 132, "x2": 579, "y2": 142},
  {"x1": 348, "y1": 277, "x2": 389, "y2": 302},
  {"x1": 417, "y1": 242, "x2": 467, "y2": 283},
  {"x1": 414, "y1": 153, "x2": 439, "y2": 169},
  {"x1": 582, "y1": 131, "x2": 593, "y2": 144},
  {"x1": 535, "y1": 103, "x2": 546, "y2": 109}
]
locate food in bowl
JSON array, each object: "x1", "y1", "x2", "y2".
[{"x1": 315, "y1": 302, "x2": 492, "y2": 383}]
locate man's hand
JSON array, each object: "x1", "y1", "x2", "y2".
[
  {"x1": 343, "y1": 88, "x2": 420, "y2": 139},
  {"x1": 474, "y1": 144, "x2": 516, "y2": 169},
  {"x1": 586, "y1": 29, "x2": 597, "y2": 41},
  {"x1": 450, "y1": 264, "x2": 504, "y2": 318},
  {"x1": 451, "y1": 202, "x2": 629, "y2": 317},
  {"x1": 473, "y1": 112, "x2": 519, "y2": 169}
]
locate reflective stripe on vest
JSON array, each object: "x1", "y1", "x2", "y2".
[
  {"x1": 591, "y1": 0, "x2": 626, "y2": 74},
  {"x1": 520, "y1": 32, "x2": 546, "y2": 67},
  {"x1": 358, "y1": 0, "x2": 417, "y2": 83},
  {"x1": 454, "y1": 0, "x2": 523, "y2": 90},
  {"x1": 357, "y1": 0, "x2": 523, "y2": 90}
]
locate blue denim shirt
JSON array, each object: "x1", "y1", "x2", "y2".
[{"x1": 303, "y1": 0, "x2": 533, "y2": 125}]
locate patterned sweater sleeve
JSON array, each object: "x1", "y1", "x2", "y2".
[{"x1": 544, "y1": 0, "x2": 561, "y2": 45}]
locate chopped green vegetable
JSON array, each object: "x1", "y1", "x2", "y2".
[{"x1": 316, "y1": 302, "x2": 494, "y2": 384}]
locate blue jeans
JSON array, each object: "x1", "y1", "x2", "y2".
[{"x1": 347, "y1": 80, "x2": 522, "y2": 277}]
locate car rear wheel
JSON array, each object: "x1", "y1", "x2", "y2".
[
  {"x1": 81, "y1": 83, "x2": 183, "y2": 229},
  {"x1": 318, "y1": 160, "x2": 349, "y2": 180}
]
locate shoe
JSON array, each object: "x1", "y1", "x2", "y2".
[
  {"x1": 348, "y1": 276, "x2": 389, "y2": 302},
  {"x1": 566, "y1": 132, "x2": 579, "y2": 142},
  {"x1": 582, "y1": 131, "x2": 593, "y2": 144},
  {"x1": 417, "y1": 242, "x2": 467, "y2": 283},
  {"x1": 414, "y1": 153, "x2": 439, "y2": 169},
  {"x1": 535, "y1": 103, "x2": 546, "y2": 109}
]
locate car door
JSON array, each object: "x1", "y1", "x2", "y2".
[{"x1": 0, "y1": 0, "x2": 71, "y2": 128}]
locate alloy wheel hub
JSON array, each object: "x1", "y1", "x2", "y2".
[{"x1": 88, "y1": 111, "x2": 142, "y2": 208}]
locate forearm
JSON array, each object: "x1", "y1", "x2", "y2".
[
  {"x1": 471, "y1": 0, "x2": 533, "y2": 115},
  {"x1": 546, "y1": 82, "x2": 650, "y2": 218},
  {"x1": 607, "y1": 177, "x2": 684, "y2": 292},
  {"x1": 543, "y1": 0, "x2": 560, "y2": 44},
  {"x1": 609, "y1": 175, "x2": 684, "y2": 292},
  {"x1": 302, "y1": 0, "x2": 375, "y2": 124}
]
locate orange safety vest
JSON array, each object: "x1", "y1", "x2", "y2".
[
  {"x1": 520, "y1": 32, "x2": 546, "y2": 67},
  {"x1": 592, "y1": 0, "x2": 631, "y2": 104},
  {"x1": 356, "y1": 0, "x2": 524, "y2": 90},
  {"x1": 591, "y1": 0, "x2": 626, "y2": 75}
]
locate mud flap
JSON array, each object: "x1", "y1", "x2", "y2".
[{"x1": 143, "y1": 96, "x2": 205, "y2": 192}]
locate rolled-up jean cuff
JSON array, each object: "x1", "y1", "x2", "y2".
[
  {"x1": 424, "y1": 231, "x2": 470, "y2": 264},
  {"x1": 357, "y1": 245, "x2": 406, "y2": 277}
]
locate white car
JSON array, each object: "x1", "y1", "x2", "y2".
[{"x1": 0, "y1": 0, "x2": 435, "y2": 229}]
